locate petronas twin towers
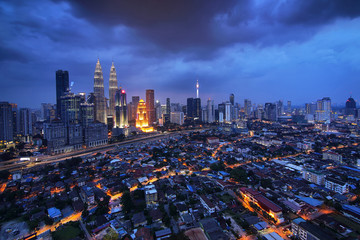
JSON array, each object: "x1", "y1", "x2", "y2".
[{"x1": 93, "y1": 59, "x2": 127, "y2": 127}]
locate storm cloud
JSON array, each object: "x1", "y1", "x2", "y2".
[{"x1": 1, "y1": 0, "x2": 360, "y2": 107}]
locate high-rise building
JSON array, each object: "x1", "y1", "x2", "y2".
[
  {"x1": 194, "y1": 98, "x2": 201, "y2": 121},
  {"x1": 166, "y1": 98, "x2": 171, "y2": 115},
  {"x1": 287, "y1": 101, "x2": 291, "y2": 114},
  {"x1": 315, "y1": 97, "x2": 331, "y2": 122},
  {"x1": 109, "y1": 62, "x2": 118, "y2": 119},
  {"x1": 19, "y1": 108, "x2": 33, "y2": 137},
  {"x1": 170, "y1": 112, "x2": 184, "y2": 125},
  {"x1": 56, "y1": 70, "x2": 69, "y2": 118},
  {"x1": 136, "y1": 99, "x2": 148, "y2": 128},
  {"x1": 187, "y1": 98, "x2": 194, "y2": 118},
  {"x1": 114, "y1": 88, "x2": 128, "y2": 128},
  {"x1": 80, "y1": 103, "x2": 94, "y2": 126},
  {"x1": 155, "y1": 100, "x2": 162, "y2": 122},
  {"x1": 146, "y1": 89, "x2": 155, "y2": 126},
  {"x1": 60, "y1": 91, "x2": 85, "y2": 125},
  {"x1": 41, "y1": 103, "x2": 53, "y2": 122},
  {"x1": 230, "y1": 94, "x2": 234, "y2": 105},
  {"x1": 265, "y1": 103, "x2": 277, "y2": 121},
  {"x1": 10, "y1": 103, "x2": 18, "y2": 137},
  {"x1": 0, "y1": 102, "x2": 13, "y2": 141},
  {"x1": 206, "y1": 99, "x2": 215, "y2": 123},
  {"x1": 218, "y1": 103, "x2": 225, "y2": 122},
  {"x1": 128, "y1": 96, "x2": 140, "y2": 126},
  {"x1": 244, "y1": 99, "x2": 252, "y2": 117},
  {"x1": 225, "y1": 102, "x2": 231, "y2": 123},
  {"x1": 93, "y1": 59, "x2": 107, "y2": 124},
  {"x1": 277, "y1": 100, "x2": 284, "y2": 116},
  {"x1": 345, "y1": 97, "x2": 356, "y2": 116}
]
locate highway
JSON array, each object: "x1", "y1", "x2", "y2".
[{"x1": 0, "y1": 129, "x2": 202, "y2": 172}]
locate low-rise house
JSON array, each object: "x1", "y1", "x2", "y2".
[
  {"x1": 291, "y1": 218, "x2": 335, "y2": 240},
  {"x1": 200, "y1": 195, "x2": 216, "y2": 214},
  {"x1": 132, "y1": 212, "x2": 147, "y2": 228}
]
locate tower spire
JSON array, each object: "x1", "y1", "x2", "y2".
[
  {"x1": 109, "y1": 62, "x2": 118, "y2": 120},
  {"x1": 196, "y1": 79, "x2": 199, "y2": 98}
]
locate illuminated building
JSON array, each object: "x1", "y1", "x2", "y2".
[
  {"x1": 145, "y1": 185, "x2": 158, "y2": 207},
  {"x1": 315, "y1": 97, "x2": 331, "y2": 122},
  {"x1": 136, "y1": 99, "x2": 153, "y2": 132},
  {"x1": 108, "y1": 62, "x2": 118, "y2": 119},
  {"x1": 325, "y1": 177, "x2": 349, "y2": 194},
  {"x1": 114, "y1": 88, "x2": 128, "y2": 128},
  {"x1": 56, "y1": 70, "x2": 69, "y2": 118},
  {"x1": 302, "y1": 169, "x2": 326, "y2": 185},
  {"x1": 93, "y1": 59, "x2": 107, "y2": 124},
  {"x1": 196, "y1": 79, "x2": 199, "y2": 98},
  {"x1": 146, "y1": 89, "x2": 155, "y2": 126},
  {"x1": 239, "y1": 187, "x2": 283, "y2": 224}
]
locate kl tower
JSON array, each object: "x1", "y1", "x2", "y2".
[{"x1": 196, "y1": 79, "x2": 199, "y2": 98}]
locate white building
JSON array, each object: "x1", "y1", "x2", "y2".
[
  {"x1": 302, "y1": 169, "x2": 326, "y2": 185},
  {"x1": 325, "y1": 177, "x2": 349, "y2": 194},
  {"x1": 323, "y1": 151, "x2": 342, "y2": 163}
]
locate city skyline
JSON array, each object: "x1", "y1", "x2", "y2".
[{"x1": 1, "y1": 1, "x2": 360, "y2": 107}]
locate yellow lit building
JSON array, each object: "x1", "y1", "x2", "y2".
[{"x1": 136, "y1": 99, "x2": 153, "y2": 132}]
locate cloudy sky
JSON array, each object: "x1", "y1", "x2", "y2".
[{"x1": 1, "y1": 0, "x2": 360, "y2": 108}]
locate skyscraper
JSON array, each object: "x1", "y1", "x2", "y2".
[
  {"x1": 19, "y1": 108, "x2": 33, "y2": 137},
  {"x1": 287, "y1": 101, "x2": 291, "y2": 114},
  {"x1": 56, "y1": 70, "x2": 69, "y2": 118},
  {"x1": 0, "y1": 102, "x2": 13, "y2": 141},
  {"x1": 224, "y1": 102, "x2": 231, "y2": 123},
  {"x1": 187, "y1": 98, "x2": 194, "y2": 118},
  {"x1": 264, "y1": 103, "x2": 277, "y2": 121},
  {"x1": 230, "y1": 94, "x2": 234, "y2": 105},
  {"x1": 244, "y1": 99, "x2": 252, "y2": 117},
  {"x1": 93, "y1": 59, "x2": 107, "y2": 124},
  {"x1": 114, "y1": 88, "x2": 128, "y2": 128},
  {"x1": 136, "y1": 99, "x2": 148, "y2": 128},
  {"x1": 80, "y1": 103, "x2": 94, "y2": 126},
  {"x1": 345, "y1": 97, "x2": 356, "y2": 116},
  {"x1": 206, "y1": 99, "x2": 215, "y2": 123},
  {"x1": 10, "y1": 103, "x2": 18, "y2": 137},
  {"x1": 109, "y1": 62, "x2": 118, "y2": 119},
  {"x1": 166, "y1": 98, "x2": 171, "y2": 115},
  {"x1": 194, "y1": 98, "x2": 201, "y2": 120},
  {"x1": 60, "y1": 91, "x2": 85, "y2": 125},
  {"x1": 146, "y1": 89, "x2": 155, "y2": 126}
]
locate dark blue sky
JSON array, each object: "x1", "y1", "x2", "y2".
[{"x1": 1, "y1": 0, "x2": 360, "y2": 108}]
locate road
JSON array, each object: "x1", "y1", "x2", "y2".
[{"x1": 1, "y1": 129, "x2": 205, "y2": 172}]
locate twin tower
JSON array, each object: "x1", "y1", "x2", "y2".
[{"x1": 93, "y1": 59, "x2": 127, "y2": 128}]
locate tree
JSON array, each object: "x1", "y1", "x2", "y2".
[
  {"x1": 121, "y1": 191, "x2": 133, "y2": 214},
  {"x1": 230, "y1": 167, "x2": 249, "y2": 183},
  {"x1": 260, "y1": 178, "x2": 272, "y2": 189},
  {"x1": 103, "y1": 228, "x2": 119, "y2": 240},
  {"x1": 0, "y1": 170, "x2": 10, "y2": 180}
]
